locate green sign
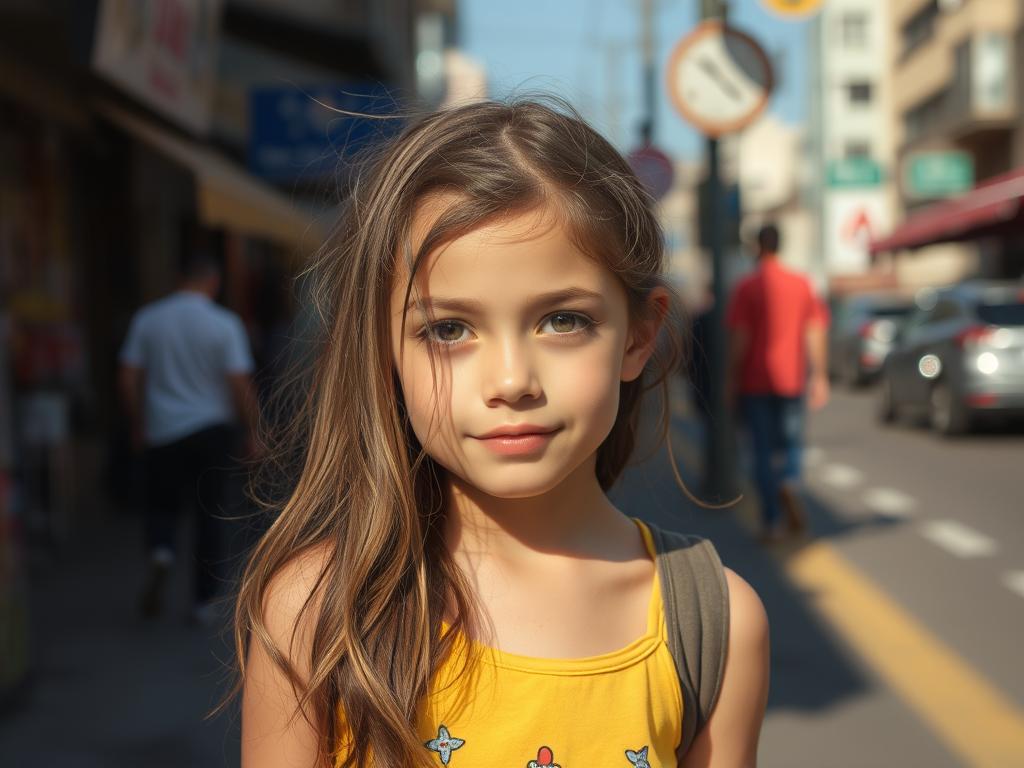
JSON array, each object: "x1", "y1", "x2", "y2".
[
  {"x1": 827, "y1": 158, "x2": 883, "y2": 188},
  {"x1": 904, "y1": 152, "x2": 974, "y2": 199}
]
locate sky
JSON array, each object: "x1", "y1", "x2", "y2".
[{"x1": 458, "y1": 0, "x2": 814, "y2": 162}]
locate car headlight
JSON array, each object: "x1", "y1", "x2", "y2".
[{"x1": 976, "y1": 352, "x2": 999, "y2": 375}]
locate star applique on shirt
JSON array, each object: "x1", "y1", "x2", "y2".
[
  {"x1": 626, "y1": 745, "x2": 651, "y2": 767},
  {"x1": 424, "y1": 724, "x2": 466, "y2": 765}
]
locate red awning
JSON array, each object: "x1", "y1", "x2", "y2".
[{"x1": 870, "y1": 165, "x2": 1024, "y2": 254}]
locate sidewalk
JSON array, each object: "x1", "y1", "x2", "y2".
[{"x1": 0, "y1": 510, "x2": 243, "y2": 767}]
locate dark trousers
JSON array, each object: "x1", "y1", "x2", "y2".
[
  {"x1": 740, "y1": 395, "x2": 805, "y2": 529},
  {"x1": 144, "y1": 424, "x2": 233, "y2": 603}
]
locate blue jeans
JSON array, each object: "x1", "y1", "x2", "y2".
[{"x1": 740, "y1": 395, "x2": 805, "y2": 529}]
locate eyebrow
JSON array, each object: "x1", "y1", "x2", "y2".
[{"x1": 405, "y1": 287, "x2": 606, "y2": 314}]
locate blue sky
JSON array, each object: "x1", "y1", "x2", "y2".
[{"x1": 459, "y1": 0, "x2": 813, "y2": 161}]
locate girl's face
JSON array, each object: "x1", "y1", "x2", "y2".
[{"x1": 390, "y1": 197, "x2": 660, "y2": 500}]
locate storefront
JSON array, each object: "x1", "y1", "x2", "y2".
[{"x1": 871, "y1": 166, "x2": 1024, "y2": 281}]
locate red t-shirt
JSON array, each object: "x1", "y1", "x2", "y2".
[{"x1": 726, "y1": 258, "x2": 829, "y2": 396}]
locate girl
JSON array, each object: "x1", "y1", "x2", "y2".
[{"x1": 236, "y1": 97, "x2": 769, "y2": 768}]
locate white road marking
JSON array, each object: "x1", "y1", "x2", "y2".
[
  {"x1": 820, "y1": 463, "x2": 864, "y2": 490},
  {"x1": 804, "y1": 446, "x2": 825, "y2": 468},
  {"x1": 862, "y1": 487, "x2": 917, "y2": 518},
  {"x1": 921, "y1": 520, "x2": 997, "y2": 559},
  {"x1": 1003, "y1": 571, "x2": 1024, "y2": 600}
]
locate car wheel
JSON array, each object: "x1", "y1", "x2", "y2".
[
  {"x1": 930, "y1": 380, "x2": 970, "y2": 436},
  {"x1": 878, "y1": 376, "x2": 897, "y2": 424}
]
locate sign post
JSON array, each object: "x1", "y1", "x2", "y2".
[{"x1": 666, "y1": 14, "x2": 773, "y2": 501}]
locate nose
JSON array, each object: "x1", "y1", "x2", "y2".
[{"x1": 481, "y1": 334, "x2": 542, "y2": 405}]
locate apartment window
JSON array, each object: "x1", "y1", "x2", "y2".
[
  {"x1": 902, "y1": 0, "x2": 939, "y2": 59},
  {"x1": 845, "y1": 141, "x2": 871, "y2": 159},
  {"x1": 904, "y1": 90, "x2": 948, "y2": 142},
  {"x1": 840, "y1": 12, "x2": 869, "y2": 48},
  {"x1": 847, "y1": 82, "x2": 873, "y2": 106}
]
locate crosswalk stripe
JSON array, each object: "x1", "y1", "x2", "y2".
[
  {"x1": 1002, "y1": 571, "x2": 1024, "y2": 600},
  {"x1": 921, "y1": 520, "x2": 997, "y2": 559},
  {"x1": 819, "y1": 462, "x2": 864, "y2": 489},
  {"x1": 862, "y1": 487, "x2": 917, "y2": 518}
]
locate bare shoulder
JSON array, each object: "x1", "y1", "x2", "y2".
[
  {"x1": 241, "y1": 541, "x2": 334, "y2": 768},
  {"x1": 682, "y1": 567, "x2": 769, "y2": 768},
  {"x1": 260, "y1": 541, "x2": 335, "y2": 672},
  {"x1": 723, "y1": 567, "x2": 769, "y2": 648}
]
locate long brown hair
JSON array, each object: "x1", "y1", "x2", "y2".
[{"x1": 231, "y1": 95, "x2": 689, "y2": 767}]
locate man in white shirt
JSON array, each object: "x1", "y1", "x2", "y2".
[{"x1": 118, "y1": 256, "x2": 259, "y2": 623}]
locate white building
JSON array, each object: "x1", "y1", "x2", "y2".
[{"x1": 806, "y1": 0, "x2": 897, "y2": 290}]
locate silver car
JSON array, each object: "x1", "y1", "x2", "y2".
[
  {"x1": 829, "y1": 294, "x2": 913, "y2": 387},
  {"x1": 877, "y1": 282, "x2": 1024, "y2": 435}
]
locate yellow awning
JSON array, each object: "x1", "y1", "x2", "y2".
[{"x1": 97, "y1": 102, "x2": 328, "y2": 251}]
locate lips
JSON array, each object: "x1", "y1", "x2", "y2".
[{"x1": 475, "y1": 424, "x2": 559, "y2": 439}]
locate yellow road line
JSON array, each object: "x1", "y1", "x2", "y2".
[
  {"x1": 786, "y1": 542, "x2": 1024, "y2": 768},
  {"x1": 665, "y1": 417, "x2": 1024, "y2": 767}
]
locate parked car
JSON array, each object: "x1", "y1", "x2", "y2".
[
  {"x1": 829, "y1": 294, "x2": 913, "y2": 386},
  {"x1": 877, "y1": 281, "x2": 1024, "y2": 435}
]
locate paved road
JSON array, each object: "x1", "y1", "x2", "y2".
[
  {"x1": 657, "y1": 383, "x2": 1024, "y2": 767},
  {"x1": 803, "y1": 387, "x2": 1024, "y2": 710}
]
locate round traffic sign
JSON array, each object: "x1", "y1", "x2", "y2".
[
  {"x1": 760, "y1": 0, "x2": 823, "y2": 18},
  {"x1": 665, "y1": 21, "x2": 773, "y2": 138},
  {"x1": 627, "y1": 144, "x2": 675, "y2": 201}
]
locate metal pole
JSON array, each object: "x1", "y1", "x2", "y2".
[
  {"x1": 640, "y1": 0, "x2": 656, "y2": 145},
  {"x1": 703, "y1": 1, "x2": 736, "y2": 501}
]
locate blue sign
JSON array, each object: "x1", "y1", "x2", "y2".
[{"x1": 248, "y1": 84, "x2": 400, "y2": 182}]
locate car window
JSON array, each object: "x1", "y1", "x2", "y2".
[
  {"x1": 870, "y1": 305, "x2": 912, "y2": 319},
  {"x1": 976, "y1": 301, "x2": 1024, "y2": 326}
]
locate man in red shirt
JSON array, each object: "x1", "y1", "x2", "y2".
[{"x1": 726, "y1": 224, "x2": 830, "y2": 543}]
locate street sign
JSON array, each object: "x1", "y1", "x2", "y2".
[
  {"x1": 903, "y1": 151, "x2": 974, "y2": 200},
  {"x1": 666, "y1": 21, "x2": 773, "y2": 138},
  {"x1": 760, "y1": 0, "x2": 823, "y2": 18},
  {"x1": 841, "y1": 207, "x2": 875, "y2": 245},
  {"x1": 627, "y1": 144, "x2": 675, "y2": 201},
  {"x1": 827, "y1": 158, "x2": 883, "y2": 188},
  {"x1": 248, "y1": 84, "x2": 399, "y2": 181}
]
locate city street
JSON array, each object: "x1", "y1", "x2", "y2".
[
  {"x1": 654, "y1": 383, "x2": 1024, "y2": 767},
  {"x1": 3, "y1": 385, "x2": 1024, "y2": 766}
]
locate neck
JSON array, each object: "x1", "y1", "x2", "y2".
[
  {"x1": 759, "y1": 251, "x2": 778, "y2": 262},
  {"x1": 442, "y1": 454, "x2": 635, "y2": 567},
  {"x1": 179, "y1": 282, "x2": 211, "y2": 298}
]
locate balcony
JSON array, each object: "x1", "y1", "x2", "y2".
[{"x1": 901, "y1": 31, "x2": 1017, "y2": 149}]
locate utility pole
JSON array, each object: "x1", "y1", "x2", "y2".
[
  {"x1": 701, "y1": 0, "x2": 737, "y2": 502},
  {"x1": 640, "y1": 0, "x2": 656, "y2": 145}
]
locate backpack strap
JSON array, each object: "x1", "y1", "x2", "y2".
[{"x1": 648, "y1": 521, "x2": 730, "y2": 762}]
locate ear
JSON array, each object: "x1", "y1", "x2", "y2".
[{"x1": 621, "y1": 286, "x2": 670, "y2": 383}]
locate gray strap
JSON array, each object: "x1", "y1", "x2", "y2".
[{"x1": 649, "y1": 522, "x2": 730, "y2": 762}]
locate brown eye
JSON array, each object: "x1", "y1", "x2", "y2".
[
  {"x1": 543, "y1": 312, "x2": 590, "y2": 334},
  {"x1": 425, "y1": 320, "x2": 468, "y2": 345}
]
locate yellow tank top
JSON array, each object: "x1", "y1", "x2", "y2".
[{"x1": 414, "y1": 518, "x2": 682, "y2": 767}]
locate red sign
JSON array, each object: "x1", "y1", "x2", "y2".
[{"x1": 627, "y1": 144, "x2": 675, "y2": 201}]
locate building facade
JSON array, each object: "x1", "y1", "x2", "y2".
[
  {"x1": 806, "y1": 0, "x2": 897, "y2": 293},
  {"x1": 875, "y1": 0, "x2": 1024, "y2": 284}
]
